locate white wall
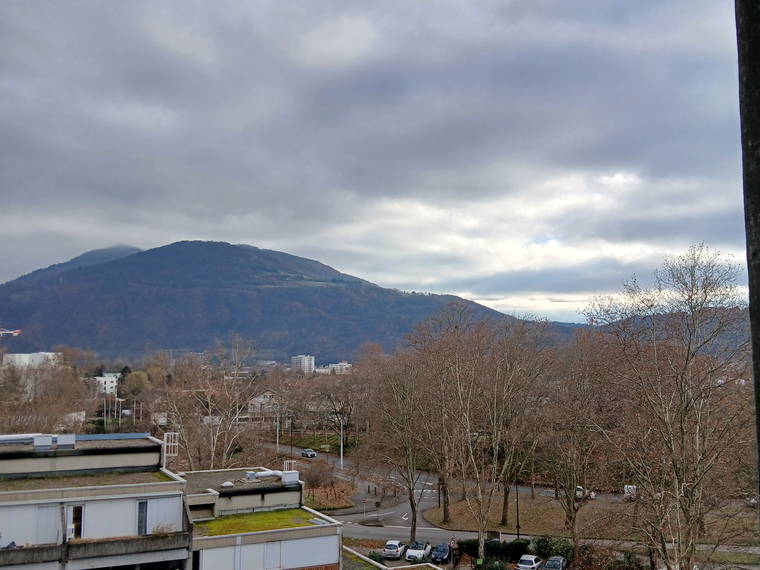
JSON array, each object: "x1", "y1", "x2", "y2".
[
  {"x1": 281, "y1": 535, "x2": 338, "y2": 569},
  {"x1": 198, "y1": 534, "x2": 340, "y2": 570},
  {"x1": 82, "y1": 498, "x2": 136, "y2": 539},
  {"x1": 0, "y1": 494, "x2": 183, "y2": 546},
  {"x1": 146, "y1": 496, "x2": 183, "y2": 533},
  {"x1": 0, "y1": 504, "x2": 38, "y2": 546}
]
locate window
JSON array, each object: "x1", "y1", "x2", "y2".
[
  {"x1": 137, "y1": 500, "x2": 148, "y2": 535},
  {"x1": 71, "y1": 505, "x2": 83, "y2": 539}
]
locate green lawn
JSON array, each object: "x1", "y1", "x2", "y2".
[{"x1": 193, "y1": 508, "x2": 316, "y2": 536}]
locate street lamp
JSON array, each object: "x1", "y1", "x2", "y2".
[{"x1": 515, "y1": 480, "x2": 521, "y2": 540}]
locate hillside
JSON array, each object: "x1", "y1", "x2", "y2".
[{"x1": 0, "y1": 241, "x2": 507, "y2": 362}]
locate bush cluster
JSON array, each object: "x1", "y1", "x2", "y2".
[
  {"x1": 531, "y1": 535, "x2": 573, "y2": 560},
  {"x1": 457, "y1": 538, "x2": 530, "y2": 562}
]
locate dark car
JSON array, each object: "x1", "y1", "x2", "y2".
[
  {"x1": 431, "y1": 543, "x2": 450, "y2": 563},
  {"x1": 545, "y1": 556, "x2": 568, "y2": 570}
]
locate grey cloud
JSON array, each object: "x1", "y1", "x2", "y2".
[{"x1": 0, "y1": 0, "x2": 746, "y2": 299}]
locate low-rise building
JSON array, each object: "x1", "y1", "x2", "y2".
[
  {"x1": 183, "y1": 468, "x2": 342, "y2": 570},
  {"x1": 0, "y1": 433, "x2": 341, "y2": 570},
  {"x1": 0, "y1": 433, "x2": 191, "y2": 569}
]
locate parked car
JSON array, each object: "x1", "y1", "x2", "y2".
[
  {"x1": 301, "y1": 448, "x2": 317, "y2": 458},
  {"x1": 382, "y1": 540, "x2": 406, "y2": 559},
  {"x1": 545, "y1": 556, "x2": 568, "y2": 570},
  {"x1": 431, "y1": 543, "x2": 451, "y2": 563},
  {"x1": 405, "y1": 540, "x2": 432, "y2": 561},
  {"x1": 576, "y1": 485, "x2": 596, "y2": 500},
  {"x1": 623, "y1": 485, "x2": 638, "y2": 502},
  {"x1": 517, "y1": 554, "x2": 544, "y2": 570}
]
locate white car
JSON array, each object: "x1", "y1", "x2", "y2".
[
  {"x1": 517, "y1": 555, "x2": 544, "y2": 570},
  {"x1": 382, "y1": 540, "x2": 406, "y2": 559},
  {"x1": 405, "y1": 540, "x2": 431, "y2": 561}
]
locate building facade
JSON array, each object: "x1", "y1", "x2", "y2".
[
  {"x1": 289, "y1": 355, "x2": 315, "y2": 375},
  {"x1": 0, "y1": 433, "x2": 341, "y2": 570}
]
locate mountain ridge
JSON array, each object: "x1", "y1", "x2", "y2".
[{"x1": 0, "y1": 241, "x2": 510, "y2": 362}]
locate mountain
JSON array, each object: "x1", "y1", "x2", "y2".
[
  {"x1": 10, "y1": 245, "x2": 143, "y2": 287},
  {"x1": 0, "y1": 241, "x2": 506, "y2": 362}
]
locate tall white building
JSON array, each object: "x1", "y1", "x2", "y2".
[
  {"x1": 92, "y1": 371, "x2": 121, "y2": 395},
  {"x1": 290, "y1": 354, "x2": 315, "y2": 375}
]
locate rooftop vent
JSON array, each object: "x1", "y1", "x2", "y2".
[
  {"x1": 56, "y1": 434, "x2": 75, "y2": 449},
  {"x1": 221, "y1": 481, "x2": 234, "y2": 488},
  {"x1": 33, "y1": 435, "x2": 53, "y2": 451}
]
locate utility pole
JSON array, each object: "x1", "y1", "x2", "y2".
[{"x1": 515, "y1": 480, "x2": 521, "y2": 540}]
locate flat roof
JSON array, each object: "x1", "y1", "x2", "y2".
[
  {"x1": 0, "y1": 469, "x2": 173, "y2": 492},
  {"x1": 183, "y1": 469, "x2": 298, "y2": 495},
  {"x1": 0, "y1": 438, "x2": 159, "y2": 456},
  {"x1": 193, "y1": 508, "x2": 318, "y2": 536}
]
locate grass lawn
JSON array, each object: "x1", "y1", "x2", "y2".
[
  {"x1": 342, "y1": 552, "x2": 380, "y2": 570},
  {"x1": 426, "y1": 496, "x2": 759, "y2": 545},
  {"x1": 304, "y1": 480, "x2": 356, "y2": 510},
  {"x1": 193, "y1": 508, "x2": 315, "y2": 536}
]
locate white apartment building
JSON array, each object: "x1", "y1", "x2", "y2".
[
  {"x1": 91, "y1": 371, "x2": 121, "y2": 395},
  {"x1": 290, "y1": 354, "x2": 315, "y2": 375}
]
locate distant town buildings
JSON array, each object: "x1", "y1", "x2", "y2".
[
  {"x1": 290, "y1": 354, "x2": 315, "y2": 375},
  {"x1": 1, "y1": 351, "x2": 61, "y2": 368},
  {"x1": 314, "y1": 361, "x2": 352, "y2": 375}
]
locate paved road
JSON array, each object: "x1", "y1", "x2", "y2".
[{"x1": 264, "y1": 441, "x2": 760, "y2": 557}]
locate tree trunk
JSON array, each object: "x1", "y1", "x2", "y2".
[
  {"x1": 530, "y1": 461, "x2": 536, "y2": 500},
  {"x1": 500, "y1": 482, "x2": 511, "y2": 525},
  {"x1": 461, "y1": 479, "x2": 467, "y2": 501},
  {"x1": 478, "y1": 526, "x2": 486, "y2": 561},
  {"x1": 441, "y1": 470, "x2": 451, "y2": 524},
  {"x1": 736, "y1": 0, "x2": 760, "y2": 520},
  {"x1": 408, "y1": 484, "x2": 418, "y2": 542},
  {"x1": 570, "y1": 510, "x2": 579, "y2": 552}
]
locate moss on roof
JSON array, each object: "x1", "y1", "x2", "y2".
[{"x1": 193, "y1": 508, "x2": 316, "y2": 536}]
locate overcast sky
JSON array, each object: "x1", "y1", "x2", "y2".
[{"x1": 0, "y1": 1, "x2": 746, "y2": 322}]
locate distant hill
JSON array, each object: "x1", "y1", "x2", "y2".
[
  {"x1": 10, "y1": 245, "x2": 142, "y2": 287},
  {"x1": 0, "y1": 241, "x2": 516, "y2": 362}
]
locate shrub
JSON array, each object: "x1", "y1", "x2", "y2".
[
  {"x1": 368, "y1": 551, "x2": 384, "y2": 563},
  {"x1": 553, "y1": 538, "x2": 573, "y2": 560},
  {"x1": 532, "y1": 536, "x2": 574, "y2": 560},
  {"x1": 458, "y1": 538, "x2": 530, "y2": 562},
  {"x1": 532, "y1": 536, "x2": 555, "y2": 560},
  {"x1": 485, "y1": 560, "x2": 508, "y2": 570},
  {"x1": 575, "y1": 544, "x2": 616, "y2": 570}
]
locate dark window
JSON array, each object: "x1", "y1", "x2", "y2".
[
  {"x1": 72, "y1": 505, "x2": 83, "y2": 539},
  {"x1": 138, "y1": 500, "x2": 148, "y2": 535}
]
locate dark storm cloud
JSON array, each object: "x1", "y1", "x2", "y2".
[{"x1": 0, "y1": 0, "x2": 745, "y2": 316}]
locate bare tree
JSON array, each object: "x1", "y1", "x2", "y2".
[
  {"x1": 370, "y1": 349, "x2": 431, "y2": 542},
  {"x1": 587, "y1": 244, "x2": 751, "y2": 570},
  {"x1": 539, "y1": 332, "x2": 609, "y2": 550},
  {"x1": 159, "y1": 337, "x2": 263, "y2": 470},
  {"x1": 450, "y1": 320, "x2": 548, "y2": 559}
]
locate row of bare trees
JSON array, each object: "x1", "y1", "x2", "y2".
[{"x1": 356, "y1": 244, "x2": 755, "y2": 568}]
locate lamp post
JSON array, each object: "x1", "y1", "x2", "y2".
[
  {"x1": 339, "y1": 419, "x2": 344, "y2": 470},
  {"x1": 515, "y1": 480, "x2": 521, "y2": 540}
]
